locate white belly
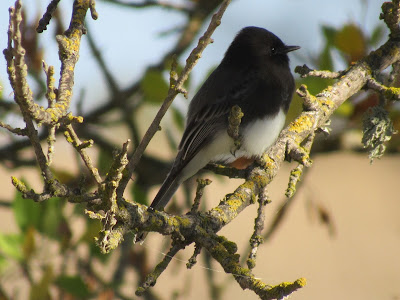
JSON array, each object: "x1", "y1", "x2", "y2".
[{"x1": 180, "y1": 109, "x2": 286, "y2": 181}]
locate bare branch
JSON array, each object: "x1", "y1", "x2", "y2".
[
  {"x1": 118, "y1": 0, "x2": 232, "y2": 195},
  {"x1": 380, "y1": 0, "x2": 400, "y2": 37},
  {"x1": 295, "y1": 64, "x2": 344, "y2": 79},
  {"x1": 191, "y1": 178, "x2": 212, "y2": 213},
  {"x1": 247, "y1": 186, "x2": 270, "y2": 270},
  {"x1": 64, "y1": 122, "x2": 103, "y2": 185},
  {"x1": 37, "y1": 0, "x2": 61, "y2": 33}
]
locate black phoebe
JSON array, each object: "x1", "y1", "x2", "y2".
[{"x1": 138, "y1": 26, "x2": 299, "y2": 241}]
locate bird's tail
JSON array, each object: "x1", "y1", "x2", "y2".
[
  {"x1": 149, "y1": 172, "x2": 181, "y2": 210},
  {"x1": 135, "y1": 172, "x2": 181, "y2": 244}
]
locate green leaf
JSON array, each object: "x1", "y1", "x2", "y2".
[
  {"x1": 299, "y1": 76, "x2": 333, "y2": 96},
  {"x1": 97, "y1": 148, "x2": 113, "y2": 176},
  {"x1": 79, "y1": 219, "x2": 102, "y2": 244},
  {"x1": 369, "y1": 24, "x2": 386, "y2": 46},
  {"x1": 140, "y1": 68, "x2": 169, "y2": 104},
  {"x1": 131, "y1": 183, "x2": 148, "y2": 205},
  {"x1": 13, "y1": 188, "x2": 41, "y2": 232},
  {"x1": 319, "y1": 45, "x2": 333, "y2": 71},
  {"x1": 0, "y1": 254, "x2": 8, "y2": 274},
  {"x1": 39, "y1": 198, "x2": 63, "y2": 239},
  {"x1": 54, "y1": 275, "x2": 91, "y2": 298},
  {"x1": 321, "y1": 25, "x2": 337, "y2": 46},
  {"x1": 22, "y1": 227, "x2": 36, "y2": 261},
  {"x1": 171, "y1": 107, "x2": 185, "y2": 131},
  {"x1": 334, "y1": 23, "x2": 366, "y2": 61},
  {"x1": 89, "y1": 241, "x2": 111, "y2": 263},
  {"x1": 0, "y1": 233, "x2": 24, "y2": 261},
  {"x1": 335, "y1": 101, "x2": 354, "y2": 117}
]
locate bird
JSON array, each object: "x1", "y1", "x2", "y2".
[{"x1": 137, "y1": 26, "x2": 299, "y2": 241}]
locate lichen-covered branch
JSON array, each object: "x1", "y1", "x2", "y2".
[
  {"x1": 228, "y1": 105, "x2": 244, "y2": 153},
  {"x1": 4, "y1": 0, "x2": 101, "y2": 203},
  {"x1": 295, "y1": 64, "x2": 344, "y2": 79},
  {"x1": 362, "y1": 106, "x2": 397, "y2": 161},
  {"x1": 112, "y1": 1, "x2": 400, "y2": 297},
  {"x1": 4, "y1": 0, "x2": 67, "y2": 196},
  {"x1": 36, "y1": 0, "x2": 61, "y2": 33},
  {"x1": 381, "y1": 0, "x2": 400, "y2": 36},
  {"x1": 63, "y1": 122, "x2": 102, "y2": 185},
  {"x1": 3, "y1": 0, "x2": 400, "y2": 299},
  {"x1": 367, "y1": 76, "x2": 400, "y2": 101},
  {"x1": 13, "y1": 0, "x2": 97, "y2": 126},
  {"x1": 247, "y1": 186, "x2": 270, "y2": 270},
  {"x1": 191, "y1": 178, "x2": 212, "y2": 213},
  {"x1": 286, "y1": 132, "x2": 315, "y2": 198},
  {"x1": 136, "y1": 243, "x2": 184, "y2": 296}
]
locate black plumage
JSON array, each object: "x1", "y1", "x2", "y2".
[{"x1": 137, "y1": 26, "x2": 299, "y2": 242}]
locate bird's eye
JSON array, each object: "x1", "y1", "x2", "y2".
[{"x1": 271, "y1": 47, "x2": 276, "y2": 55}]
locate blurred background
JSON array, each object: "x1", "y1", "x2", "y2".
[{"x1": 0, "y1": 0, "x2": 399, "y2": 299}]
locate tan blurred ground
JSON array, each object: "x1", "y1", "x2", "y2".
[
  {"x1": 141, "y1": 152, "x2": 400, "y2": 300},
  {"x1": 1, "y1": 149, "x2": 399, "y2": 299}
]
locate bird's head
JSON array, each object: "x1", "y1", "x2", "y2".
[{"x1": 223, "y1": 26, "x2": 300, "y2": 67}]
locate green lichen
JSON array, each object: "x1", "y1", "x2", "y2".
[
  {"x1": 362, "y1": 106, "x2": 397, "y2": 162},
  {"x1": 288, "y1": 114, "x2": 314, "y2": 134},
  {"x1": 384, "y1": 86, "x2": 400, "y2": 101},
  {"x1": 247, "y1": 258, "x2": 256, "y2": 269},
  {"x1": 11, "y1": 176, "x2": 28, "y2": 193}
]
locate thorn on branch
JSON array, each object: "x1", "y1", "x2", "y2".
[
  {"x1": 296, "y1": 85, "x2": 320, "y2": 111},
  {"x1": 295, "y1": 64, "x2": 343, "y2": 79}
]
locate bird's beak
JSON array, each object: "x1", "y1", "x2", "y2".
[{"x1": 283, "y1": 45, "x2": 301, "y2": 53}]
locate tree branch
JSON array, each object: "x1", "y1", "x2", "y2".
[{"x1": 117, "y1": 0, "x2": 232, "y2": 196}]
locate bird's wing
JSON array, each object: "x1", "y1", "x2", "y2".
[{"x1": 174, "y1": 68, "x2": 260, "y2": 170}]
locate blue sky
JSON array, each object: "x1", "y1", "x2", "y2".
[{"x1": 0, "y1": 0, "x2": 385, "y2": 113}]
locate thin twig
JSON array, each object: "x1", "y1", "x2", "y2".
[
  {"x1": 295, "y1": 64, "x2": 344, "y2": 79},
  {"x1": 191, "y1": 178, "x2": 212, "y2": 213},
  {"x1": 118, "y1": 0, "x2": 232, "y2": 196},
  {"x1": 247, "y1": 186, "x2": 270, "y2": 270},
  {"x1": 36, "y1": 0, "x2": 61, "y2": 33},
  {"x1": 136, "y1": 244, "x2": 184, "y2": 295},
  {"x1": 64, "y1": 123, "x2": 102, "y2": 185}
]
